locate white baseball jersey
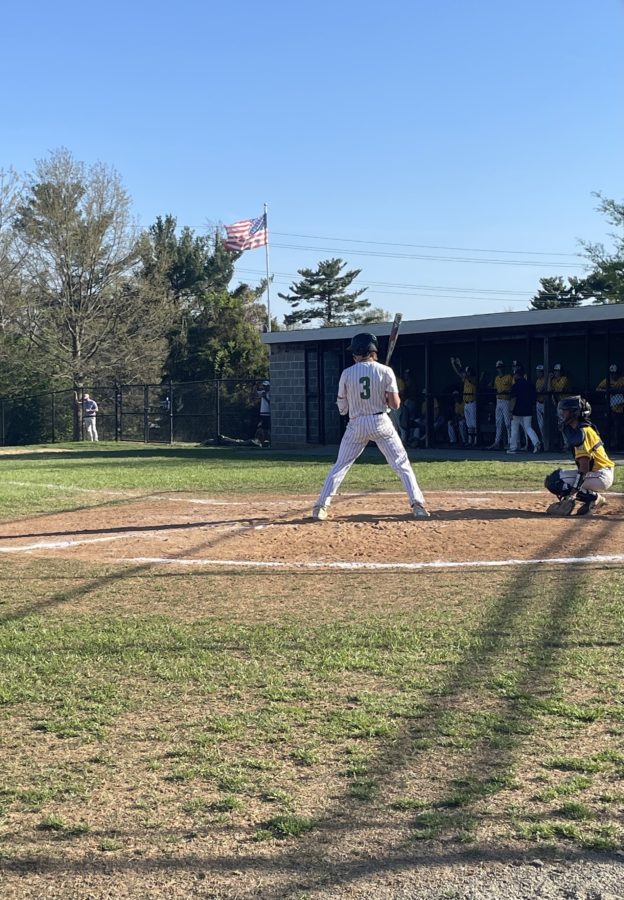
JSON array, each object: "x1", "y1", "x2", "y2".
[
  {"x1": 337, "y1": 360, "x2": 397, "y2": 417},
  {"x1": 315, "y1": 359, "x2": 425, "y2": 510}
]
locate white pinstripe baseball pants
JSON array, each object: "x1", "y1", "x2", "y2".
[
  {"x1": 494, "y1": 399, "x2": 512, "y2": 445},
  {"x1": 316, "y1": 413, "x2": 425, "y2": 509},
  {"x1": 535, "y1": 401, "x2": 545, "y2": 440}
]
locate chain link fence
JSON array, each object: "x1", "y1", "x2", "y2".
[{"x1": 0, "y1": 380, "x2": 265, "y2": 447}]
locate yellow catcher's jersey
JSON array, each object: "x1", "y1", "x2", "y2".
[
  {"x1": 573, "y1": 424, "x2": 614, "y2": 471},
  {"x1": 494, "y1": 373, "x2": 513, "y2": 400},
  {"x1": 463, "y1": 375, "x2": 477, "y2": 403}
]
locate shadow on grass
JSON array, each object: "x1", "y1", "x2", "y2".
[{"x1": 0, "y1": 505, "x2": 621, "y2": 895}]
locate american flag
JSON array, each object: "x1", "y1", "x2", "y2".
[{"x1": 223, "y1": 213, "x2": 268, "y2": 252}]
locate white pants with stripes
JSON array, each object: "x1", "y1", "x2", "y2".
[
  {"x1": 316, "y1": 413, "x2": 425, "y2": 509},
  {"x1": 494, "y1": 399, "x2": 512, "y2": 445},
  {"x1": 535, "y1": 401, "x2": 545, "y2": 440},
  {"x1": 463, "y1": 400, "x2": 477, "y2": 436}
]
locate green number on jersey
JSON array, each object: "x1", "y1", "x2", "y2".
[{"x1": 359, "y1": 376, "x2": 371, "y2": 399}]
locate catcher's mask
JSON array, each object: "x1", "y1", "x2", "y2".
[
  {"x1": 348, "y1": 332, "x2": 378, "y2": 356},
  {"x1": 557, "y1": 395, "x2": 591, "y2": 422}
]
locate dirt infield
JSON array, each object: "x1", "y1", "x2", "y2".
[{"x1": 0, "y1": 490, "x2": 622, "y2": 568}]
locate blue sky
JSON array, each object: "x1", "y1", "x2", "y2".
[{"x1": 2, "y1": 0, "x2": 623, "y2": 324}]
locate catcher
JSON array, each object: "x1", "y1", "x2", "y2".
[{"x1": 544, "y1": 395, "x2": 615, "y2": 516}]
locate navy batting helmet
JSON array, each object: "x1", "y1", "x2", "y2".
[
  {"x1": 348, "y1": 332, "x2": 378, "y2": 356},
  {"x1": 557, "y1": 395, "x2": 591, "y2": 420}
]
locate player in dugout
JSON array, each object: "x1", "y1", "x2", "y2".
[{"x1": 544, "y1": 395, "x2": 615, "y2": 516}]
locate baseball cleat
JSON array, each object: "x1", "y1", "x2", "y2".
[
  {"x1": 312, "y1": 506, "x2": 328, "y2": 521},
  {"x1": 533, "y1": 442, "x2": 542, "y2": 453},
  {"x1": 575, "y1": 494, "x2": 606, "y2": 516},
  {"x1": 412, "y1": 503, "x2": 431, "y2": 519}
]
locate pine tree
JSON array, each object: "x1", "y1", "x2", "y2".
[{"x1": 278, "y1": 258, "x2": 370, "y2": 327}]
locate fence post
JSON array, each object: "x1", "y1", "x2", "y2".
[
  {"x1": 114, "y1": 382, "x2": 121, "y2": 442},
  {"x1": 168, "y1": 380, "x2": 174, "y2": 445},
  {"x1": 216, "y1": 379, "x2": 221, "y2": 443},
  {"x1": 0, "y1": 399, "x2": 4, "y2": 447},
  {"x1": 144, "y1": 385, "x2": 149, "y2": 443},
  {"x1": 51, "y1": 392, "x2": 56, "y2": 443}
]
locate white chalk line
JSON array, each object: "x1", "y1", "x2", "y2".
[
  {"x1": 0, "y1": 524, "x2": 249, "y2": 554},
  {"x1": 0, "y1": 480, "x2": 133, "y2": 496},
  {"x1": 0, "y1": 534, "x2": 136, "y2": 553},
  {"x1": 122, "y1": 554, "x2": 624, "y2": 571}
]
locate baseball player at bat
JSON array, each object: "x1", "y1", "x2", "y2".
[
  {"x1": 312, "y1": 332, "x2": 429, "y2": 521},
  {"x1": 544, "y1": 395, "x2": 614, "y2": 516}
]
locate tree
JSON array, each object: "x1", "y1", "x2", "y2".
[
  {"x1": 530, "y1": 194, "x2": 624, "y2": 309},
  {"x1": 578, "y1": 194, "x2": 624, "y2": 304},
  {"x1": 138, "y1": 215, "x2": 235, "y2": 308},
  {"x1": 0, "y1": 167, "x2": 26, "y2": 334},
  {"x1": 139, "y1": 217, "x2": 269, "y2": 381},
  {"x1": 164, "y1": 290, "x2": 269, "y2": 383},
  {"x1": 529, "y1": 276, "x2": 583, "y2": 310},
  {"x1": 14, "y1": 149, "x2": 170, "y2": 401},
  {"x1": 278, "y1": 258, "x2": 370, "y2": 327}
]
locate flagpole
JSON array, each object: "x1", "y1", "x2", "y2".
[{"x1": 264, "y1": 202, "x2": 271, "y2": 333}]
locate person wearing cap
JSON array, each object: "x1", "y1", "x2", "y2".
[
  {"x1": 548, "y1": 364, "x2": 572, "y2": 450},
  {"x1": 255, "y1": 381, "x2": 271, "y2": 446},
  {"x1": 548, "y1": 364, "x2": 571, "y2": 403},
  {"x1": 535, "y1": 364, "x2": 546, "y2": 444},
  {"x1": 488, "y1": 360, "x2": 513, "y2": 450},
  {"x1": 506, "y1": 366, "x2": 541, "y2": 454},
  {"x1": 596, "y1": 363, "x2": 624, "y2": 450},
  {"x1": 312, "y1": 333, "x2": 429, "y2": 520},
  {"x1": 450, "y1": 357, "x2": 479, "y2": 446},
  {"x1": 447, "y1": 389, "x2": 468, "y2": 446}
]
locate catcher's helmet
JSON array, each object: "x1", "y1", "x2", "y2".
[
  {"x1": 557, "y1": 395, "x2": 591, "y2": 420},
  {"x1": 348, "y1": 332, "x2": 378, "y2": 356}
]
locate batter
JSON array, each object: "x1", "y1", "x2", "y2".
[{"x1": 312, "y1": 333, "x2": 429, "y2": 521}]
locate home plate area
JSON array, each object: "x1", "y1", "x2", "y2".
[{"x1": 0, "y1": 491, "x2": 622, "y2": 569}]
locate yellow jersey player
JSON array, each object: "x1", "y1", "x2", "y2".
[
  {"x1": 596, "y1": 363, "x2": 624, "y2": 451},
  {"x1": 535, "y1": 364, "x2": 546, "y2": 443},
  {"x1": 451, "y1": 357, "x2": 478, "y2": 446},
  {"x1": 544, "y1": 396, "x2": 615, "y2": 516},
  {"x1": 488, "y1": 360, "x2": 514, "y2": 449}
]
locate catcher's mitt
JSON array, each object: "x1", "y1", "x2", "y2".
[{"x1": 546, "y1": 497, "x2": 576, "y2": 517}]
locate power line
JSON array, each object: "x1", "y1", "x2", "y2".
[
  {"x1": 236, "y1": 268, "x2": 538, "y2": 297},
  {"x1": 270, "y1": 241, "x2": 585, "y2": 268},
  {"x1": 269, "y1": 230, "x2": 581, "y2": 258},
  {"x1": 192, "y1": 223, "x2": 580, "y2": 258}
]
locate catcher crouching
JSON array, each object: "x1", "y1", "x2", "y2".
[{"x1": 544, "y1": 396, "x2": 614, "y2": 516}]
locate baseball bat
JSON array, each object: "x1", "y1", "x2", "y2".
[{"x1": 385, "y1": 313, "x2": 403, "y2": 365}]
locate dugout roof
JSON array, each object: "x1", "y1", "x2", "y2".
[{"x1": 262, "y1": 304, "x2": 624, "y2": 345}]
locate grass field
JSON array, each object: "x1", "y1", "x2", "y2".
[{"x1": 0, "y1": 444, "x2": 622, "y2": 895}]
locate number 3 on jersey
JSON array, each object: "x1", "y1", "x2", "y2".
[{"x1": 359, "y1": 376, "x2": 371, "y2": 400}]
